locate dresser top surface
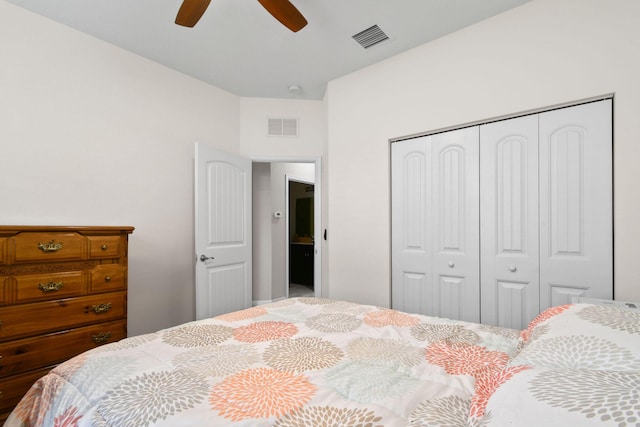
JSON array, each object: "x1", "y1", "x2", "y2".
[{"x1": 0, "y1": 226, "x2": 134, "y2": 235}]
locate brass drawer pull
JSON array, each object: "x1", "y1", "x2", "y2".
[
  {"x1": 91, "y1": 303, "x2": 112, "y2": 314},
  {"x1": 37, "y1": 241, "x2": 63, "y2": 253},
  {"x1": 39, "y1": 281, "x2": 64, "y2": 293},
  {"x1": 91, "y1": 331, "x2": 112, "y2": 344},
  {"x1": 105, "y1": 276, "x2": 112, "y2": 282},
  {"x1": 101, "y1": 244, "x2": 108, "y2": 251}
]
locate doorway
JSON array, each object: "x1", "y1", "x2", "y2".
[
  {"x1": 287, "y1": 178, "x2": 315, "y2": 298},
  {"x1": 251, "y1": 160, "x2": 321, "y2": 304}
]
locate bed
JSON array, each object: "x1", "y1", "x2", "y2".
[{"x1": 5, "y1": 297, "x2": 640, "y2": 427}]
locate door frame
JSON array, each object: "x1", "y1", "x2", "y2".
[{"x1": 251, "y1": 156, "x2": 322, "y2": 299}]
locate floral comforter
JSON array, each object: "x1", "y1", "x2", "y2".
[
  {"x1": 6, "y1": 297, "x2": 522, "y2": 427},
  {"x1": 6, "y1": 298, "x2": 639, "y2": 427}
]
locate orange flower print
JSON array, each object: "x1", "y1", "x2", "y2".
[
  {"x1": 426, "y1": 341, "x2": 509, "y2": 376},
  {"x1": 54, "y1": 406, "x2": 82, "y2": 427},
  {"x1": 216, "y1": 306, "x2": 268, "y2": 322},
  {"x1": 427, "y1": 340, "x2": 531, "y2": 418},
  {"x1": 13, "y1": 374, "x2": 68, "y2": 427},
  {"x1": 520, "y1": 304, "x2": 571, "y2": 341},
  {"x1": 364, "y1": 309, "x2": 420, "y2": 327},
  {"x1": 469, "y1": 365, "x2": 531, "y2": 417},
  {"x1": 210, "y1": 368, "x2": 316, "y2": 421},
  {"x1": 233, "y1": 321, "x2": 298, "y2": 343}
]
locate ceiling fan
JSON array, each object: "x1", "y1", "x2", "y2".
[{"x1": 175, "y1": 0, "x2": 308, "y2": 32}]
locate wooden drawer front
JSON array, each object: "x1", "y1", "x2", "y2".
[
  {"x1": 0, "y1": 292, "x2": 126, "y2": 341},
  {"x1": 0, "y1": 237, "x2": 7, "y2": 265},
  {"x1": 13, "y1": 232, "x2": 85, "y2": 263},
  {"x1": 88, "y1": 235, "x2": 121, "y2": 259},
  {"x1": 90, "y1": 265, "x2": 125, "y2": 292},
  {"x1": 0, "y1": 320, "x2": 126, "y2": 379},
  {"x1": 15, "y1": 271, "x2": 86, "y2": 303},
  {"x1": 0, "y1": 367, "x2": 51, "y2": 415},
  {"x1": 0, "y1": 279, "x2": 6, "y2": 306}
]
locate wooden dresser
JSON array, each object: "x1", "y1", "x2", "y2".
[{"x1": 0, "y1": 225, "x2": 133, "y2": 421}]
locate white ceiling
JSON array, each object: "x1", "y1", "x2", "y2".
[{"x1": 6, "y1": 0, "x2": 530, "y2": 100}]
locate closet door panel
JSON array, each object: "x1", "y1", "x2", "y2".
[
  {"x1": 431, "y1": 127, "x2": 480, "y2": 323},
  {"x1": 480, "y1": 115, "x2": 539, "y2": 329},
  {"x1": 539, "y1": 100, "x2": 613, "y2": 309},
  {"x1": 391, "y1": 137, "x2": 432, "y2": 314}
]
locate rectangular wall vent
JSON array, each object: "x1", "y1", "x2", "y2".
[
  {"x1": 268, "y1": 118, "x2": 299, "y2": 137},
  {"x1": 352, "y1": 24, "x2": 389, "y2": 49}
]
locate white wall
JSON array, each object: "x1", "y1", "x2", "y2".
[
  {"x1": 0, "y1": 1, "x2": 241, "y2": 335},
  {"x1": 0, "y1": 2, "x2": 328, "y2": 336},
  {"x1": 239, "y1": 97, "x2": 326, "y2": 158},
  {"x1": 8, "y1": 0, "x2": 635, "y2": 337},
  {"x1": 239, "y1": 98, "x2": 326, "y2": 300},
  {"x1": 326, "y1": 0, "x2": 640, "y2": 306},
  {"x1": 251, "y1": 163, "x2": 272, "y2": 302}
]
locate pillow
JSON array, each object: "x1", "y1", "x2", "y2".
[
  {"x1": 510, "y1": 303, "x2": 640, "y2": 370},
  {"x1": 483, "y1": 367, "x2": 640, "y2": 426}
]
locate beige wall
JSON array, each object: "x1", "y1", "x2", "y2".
[{"x1": 326, "y1": 0, "x2": 640, "y2": 306}]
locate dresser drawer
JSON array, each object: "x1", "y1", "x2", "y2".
[
  {"x1": 0, "y1": 292, "x2": 126, "y2": 341},
  {"x1": 89, "y1": 264, "x2": 125, "y2": 293},
  {"x1": 12, "y1": 232, "x2": 85, "y2": 263},
  {"x1": 88, "y1": 235, "x2": 122, "y2": 259},
  {"x1": 15, "y1": 271, "x2": 86, "y2": 303},
  {"x1": 0, "y1": 320, "x2": 126, "y2": 379},
  {"x1": 0, "y1": 367, "x2": 52, "y2": 416},
  {"x1": 0, "y1": 279, "x2": 6, "y2": 306},
  {"x1": 0, "y1": 237, "x2": 7, "y2": 265}
]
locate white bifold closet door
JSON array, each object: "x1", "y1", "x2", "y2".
[
  {"x1": 391, "y1": 127, "x2": 480, "y2": 322},
  {"x1": 538, "y1": 100, "x2": 613, "y2": 310},
  {"x1": 392, "y1": 99, "x2": 612, "y2": 328},
  {"x1": 480, "y1": 100, "x2": 612, "y2": 328},
  {"x1": 480, "y1": 115, "x2": 540, "y2": 328}
]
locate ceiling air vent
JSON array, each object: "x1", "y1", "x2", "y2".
[
  {"x1": 352, "y1": 24, "x2": 389, "y2": 49},
  {"x1": 268, "y1": 118, "x2": 298, "y2": 137}
]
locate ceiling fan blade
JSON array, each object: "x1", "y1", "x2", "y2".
[
  {"x1": 257, "y1": 0, "x2": 308, "y2": 32},
  {"x1": 175, "y1": 0, "x2": 212, "y2": 27}
]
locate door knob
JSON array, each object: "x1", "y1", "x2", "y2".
[{"x1": 200, "y1": 254, "x2": 214, "y2": 262}]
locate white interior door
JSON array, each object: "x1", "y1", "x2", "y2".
[
  {"x1": 480, "y1": 115, "x2": 540, "y2": 329},
  {"x1": 538, "y1": 100, "x2": 613, "y2": 309},
  {"x1": 195, "y1": 143, "x2": 252, "y2": 319}
]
